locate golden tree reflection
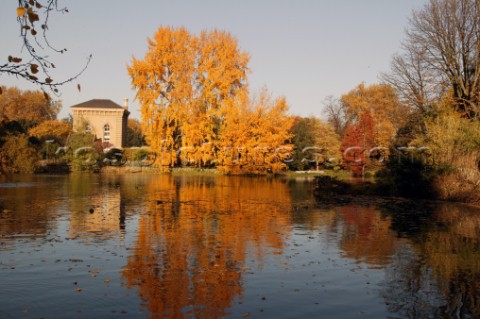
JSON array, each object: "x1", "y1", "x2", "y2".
[{"x1": 122, "y1": 176, "x2": 292, "y2": 319}]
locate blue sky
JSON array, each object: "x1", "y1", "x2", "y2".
[{"x1": 1, "y1": 0, "x2": 427, "y2": 120}]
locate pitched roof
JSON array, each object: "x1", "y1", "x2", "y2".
[{"x1": 70, "y1": 99, "x2": 124, "y2": 109}]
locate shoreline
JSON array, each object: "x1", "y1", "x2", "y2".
[{"x1": 313, "y1": 175, "x2": 480, "y2": 208}]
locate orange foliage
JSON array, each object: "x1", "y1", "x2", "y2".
[
  {"x1": 0, "y1": 86, "x2": 60, "y2": 125},
  {"x1": 129, "y1": 27, "x2": 293, "y2": 173},
  {"x1": 217, "y1": 90, "x2": 294, "y2": 174},
  {"x1": 128, "y1": 27, "x2": 249, "y2": 168},
  {"x1": 28, "y1": 119, "x2": 71, "y2": 144},
  {"x1": 340, "y1": 83, "x2": 409, "y2": 148},
  {"x1": 128, "y1": 26, "x2": 196, "y2": 167},
  {"x1": 341, "y1": 111, "x2": 376, "y2": 176},
  {"x1": 122, "y1": 176, "x2": 292, "y2": 318}
]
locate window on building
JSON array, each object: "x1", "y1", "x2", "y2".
[{"x1": 104, "y1": 124, "x2": 110, "y2": 143}]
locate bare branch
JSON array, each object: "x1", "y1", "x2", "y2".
[
  {"x1": 383, "y1": 0, "x2": 480, "y2": 119},
  {"x1": 1, "y1": 0, "x2": 91, "y2": 96}
]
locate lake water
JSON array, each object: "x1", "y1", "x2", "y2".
[{"x1": 0, "y1": 174, "x2": 479, "y2": 318}]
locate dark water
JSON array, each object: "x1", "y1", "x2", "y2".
[{"x1": 0, "y1": 174, "x2": 479, "y2": 319}]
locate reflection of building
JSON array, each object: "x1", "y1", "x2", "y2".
[
  {"x1": 71, "y1": 99, "x2": 130, "y2": 147},
  {"x1": 69, "y1": 188, "x2": 125, "y2": 239}
]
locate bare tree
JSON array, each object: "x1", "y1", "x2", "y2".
[
  {"x1": 382, "y1": 43, "x2": 446, "y2": 115},
  {"x1": 1, "y1": 0, "x2": 91, "y2": 96},
  {"x1": 383, "y1": 0, "x2": 480, "y2": 119},
  {"x1": 322, "y1": 95, "x2": 351, "y2": 138}
]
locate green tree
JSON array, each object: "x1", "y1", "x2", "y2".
[
  {"x1": 290, "y1": 116, "x2": 341, "y2": 171},
  {"x1": 65, "y1": 132, "x2": 103, "y2": 172},
  {"x1": 125, "y1": 119, "x2": 146, "y2": 147}
]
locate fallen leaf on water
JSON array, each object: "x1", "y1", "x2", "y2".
[
  {"x1": 104, "y1": 279, "x2": 110, "y2": 283},
  {"x1": 69, "y1": 259, "x2": 84, "y2": 263}
]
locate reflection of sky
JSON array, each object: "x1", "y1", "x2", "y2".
[{"x1": 239, "y1": 230, "x2": 388, "y2": 318}]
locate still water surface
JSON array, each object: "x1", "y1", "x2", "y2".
[{"x1": 0, "y1": 174, "x2": 479, "y2": 318}]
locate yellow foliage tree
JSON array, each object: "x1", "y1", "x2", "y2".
[
  {"x1": 128, "y1": 26, "x2": 196, "y2": 167},
  {"x1": 410, "y1": 108, "x2": 480, "y2": 202},
  {"x1": 340, "y1": 83, "x2": 409, "y2": 148},
  {"x1": 218, "y1": 90, "x2": 294, "y2": 174},
  {"x1": 128, "y1": 27, "x2": 250, "y2": 168},
  {"x1": 0, "y1": 86, "x2": 61, "y2": 128},
  {"x1": 0, "y1": 134, "x2": 40, "y2": 174},
  {"x1": 28, "y1": 119, "x2": 71, "y2": 144}
]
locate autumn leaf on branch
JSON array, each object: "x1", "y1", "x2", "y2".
[{"x1": 1, "y1": 0, "x2": 92, "y2": 95}]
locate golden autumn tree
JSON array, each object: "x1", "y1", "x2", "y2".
[
  {"x1": 128, "y1": 27, "x2": 249, "y2": 168},
  {"x1": 0, "y1": 86, "x2": 61, "y2": 130},
  {"x1": 128, "y1": 27, "x2": 196, "y2": 167},
  {"x1": 215, "y1": 90, "x2": 251, "y2": 170},
  {"x1": 179, "y1": 30, "x2": 250, "y2": 167},
  {"x1": 340, "y1": 83, "x2": 409, "y2": 148},
  {"x1": 217, "y1": 89, "x2": 294, "y2": 174},
  {"x1": 249, "y1": 93, "x2": 294, "y2": 174},
  {"x1": 28, "y1": 119, "x2": 71, "y2": 144}
]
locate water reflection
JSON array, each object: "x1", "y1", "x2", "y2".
[
  {"x1": 0, "y1": 176, "x2": 62, "y2": 250},
  {"x1": 122, "y1": 176, "x2": 292, "y2": 319},
  {"x1": 310, "y1": 200, "x2": 480, "y2": 318},
  {"x1": 68, "y1": 174, "x2": 126, "y2": 241},
  {"x1": 408, "y1": 204, "x2": 480, "y2": 318},
  {"x1": 334, "y1": 206, "x2": 398, "y2": 266},
  {"x1": 1, "y1": 175, "x2": 480, "y2": 318}
]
